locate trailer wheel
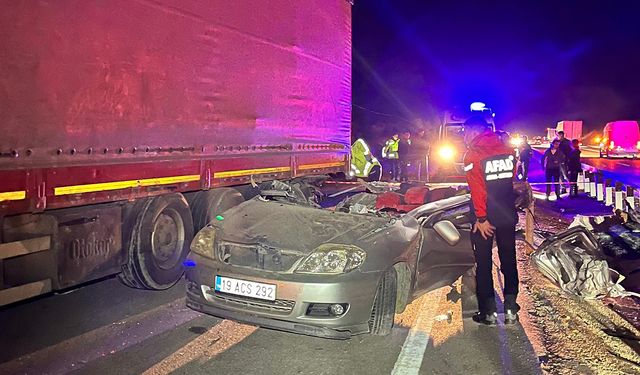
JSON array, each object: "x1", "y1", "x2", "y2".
[
  {"x1": 368, "y1": 268, "x2": 397, "y2": 336},
  {"x1": 189, "y1": 188, "x2": 245, "y2": 231},
  {"x1": 120, "y1": 194, "x2": 194, "y2": 290}
]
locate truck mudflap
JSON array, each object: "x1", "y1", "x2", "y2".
[{"x1": 1, "y1": 204, "x2": 124, "y2": 306}]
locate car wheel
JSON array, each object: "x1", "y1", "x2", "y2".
[
  {"x1": 119, "y1": 194, "x2": 194, "y2": 290},
  {"x1": 188, "y1": 188, "x2": 245, "y2": 231},
  {"x1": 369, "y1": 268, "x2": 397, "y2": 336}
]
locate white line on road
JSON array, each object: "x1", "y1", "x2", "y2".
[
  {"x1": 619, "y1": 162, "x2": 631, "y2": 167},
  {"x1": 391, "y1": 287, "x2": 445, "y2": 375}
]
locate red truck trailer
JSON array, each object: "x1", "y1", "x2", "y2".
[{"x1": 0, "y1": 0, "x2": 352, "y2": 305}]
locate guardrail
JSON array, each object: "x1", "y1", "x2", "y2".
[{"x1": 577, "y1": 162, "x2": 639, "y2": 211}]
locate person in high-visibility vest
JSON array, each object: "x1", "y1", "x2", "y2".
[
  {"x1": 382, "y1": 133, "x2": 400, "y2": 181},
  {"x1": 350, "y1": 138, "x2": 382, "y2": 179}
]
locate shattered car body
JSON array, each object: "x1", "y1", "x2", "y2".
[{"x1": 185, "y1": 191, "x2": 476, "y2": 339}]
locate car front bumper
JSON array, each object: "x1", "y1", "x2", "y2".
[{"x1": 185, "y1": 253, "x2": 384, "y2": 339}]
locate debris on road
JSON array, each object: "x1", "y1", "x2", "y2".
[
  {"x1": 520, "y1": 207, "x2": 640, "y2": 373},
  {"x1": 532, "y1": 227, "x2": 634, "y2": 299}
]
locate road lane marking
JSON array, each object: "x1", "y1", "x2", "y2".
[
  {"x1": 391, "y1": 287, "x2": 445, "y2": 375},
  {"x1": 142, "y1": 319, "x2": 257, "y2": 374},
  {"x1": 0, "y1": 298, "x2": 200, "y2": 375}
]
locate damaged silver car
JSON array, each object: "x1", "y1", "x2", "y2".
[{"x1": 184, "y1": 187, "x2": 475, "y2": 339}]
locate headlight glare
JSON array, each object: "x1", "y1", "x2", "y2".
[
  {"x1": 296, "y1": 244, "x2": 366, "y2": 274},
  {"x1": 190, "y1": 225, "x2": 216, "y2": 258},
  {"x1": 438, "y1": 145, "x2": 456, "y2": 160}
]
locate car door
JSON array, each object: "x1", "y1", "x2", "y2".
[{"x1": 413, "y1": 201, "x2": 475, "y2": 295}]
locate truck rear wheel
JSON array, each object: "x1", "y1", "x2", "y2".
[
  {"x1": 189, "y1": 188, "x2": 245, "y2": 231},
  {"x1": 119, "y1": 194, "x2": 194, "y2": 290}
]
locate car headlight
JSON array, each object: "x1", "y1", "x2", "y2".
[
  {"x1": 438, "y1": 145, "x2": 456, "y2": 160},
  {"x1": 190, "y1": 225, "x2": 217, "y2": 258},
  {"x1": 295, "y1": 244, "x2": 366, "y2": 274}
]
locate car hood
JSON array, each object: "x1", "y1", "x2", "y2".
[{"x1": 215, "y1": 198, "x2": 395, "y2": 253}]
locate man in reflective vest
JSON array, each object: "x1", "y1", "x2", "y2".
[
  {"x1": 350, "y1": 138, "x2": 382, "y2": 179},
  {"x1": 382, "y1": 133, "x2": 401, "y2": 181},
  {"x1": 463, "y1": 116, "x2": 519, "y2": 325}
]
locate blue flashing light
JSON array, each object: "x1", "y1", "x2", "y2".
[{"x1": 183, "y1": 259, "x2": 197, "y2": 268}]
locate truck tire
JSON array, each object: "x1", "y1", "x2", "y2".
[
  {"x1": 119, "y1": 194, "x2": 194, "y2": 290},
  {"x1": 369, "y1": 268, "x2": 397, "y2": 336},
  {"x1": 189, "y1": 188, "x2": 245, "y2": 231}
]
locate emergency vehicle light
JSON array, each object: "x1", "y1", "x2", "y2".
[
  {"x1": 470, "y1": 102, "x2": 486, "y2": 111},
  {"x1": 438, "y1": 145, "x2": 456, "y2": 160}
]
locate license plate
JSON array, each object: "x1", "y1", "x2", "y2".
[{"x1": 214, "y1": 276, "x2": 276, "y2": 301}]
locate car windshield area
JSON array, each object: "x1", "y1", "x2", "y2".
[{"x1": 442, "y1": 124, "x2": 465, "y2": 144}]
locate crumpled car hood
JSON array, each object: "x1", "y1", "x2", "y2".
[{"x1": 216, "y1": 198, "x2": 394, "y2": 253}]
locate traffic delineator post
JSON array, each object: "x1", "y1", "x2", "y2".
[
  {"x1": 584, "y1": 174, "x2": 591, "y2": 193},
  {"x1": 626, "y1": 186, "x2": 636, "y2": 211},
  {"x1": 605, "y1": 178, "x2": 614, "y2": 206},
  {"x1": 596, "y1": 177, "x2": 604, "y2": 201},
  {"x1": 577, "y1": 172, "x2": 585, "y2": 191}
]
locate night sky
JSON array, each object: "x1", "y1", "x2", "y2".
[{"x1": 352, "y1": 0, "x2": 640, "y2": 136}]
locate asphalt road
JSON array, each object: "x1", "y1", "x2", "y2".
[{"x1": 0, "y1": 270, "x2": 541, "y2": 374}]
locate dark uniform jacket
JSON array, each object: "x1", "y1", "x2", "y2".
[
  {"x1": 567, "y1": 149, "x2": 582, "y2": 172},
  {"x1": 463, "y1": 131, "x2": 517, "y2": 227},
  {"x1": 541, "y1": 149, "x2": 566, "y2": 170},
  {"x1": 558, "y1": 138, "x2": 572, "y2": 157}
]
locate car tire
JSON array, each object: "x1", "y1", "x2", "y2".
[
  {"x1": 119, "y1": 193, "x2": 194, "y2": 290},
  {"x1": 189, "y1": 188, "x2": 245, "y2": 231},
  {"x1": 369, "y1": 268, "x2": 397, "y2": 336}
]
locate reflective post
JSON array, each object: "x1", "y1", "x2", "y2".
[
  {"x1": 605, "y1": 179, "x2": 614, "y2": 206},
  {"x1": 577, "y1": 172, "x2": 585, "y2": 191},
  {"x1": 584, "y1": 172, "x2": 591, "y2": 194},
  {"x1": 596, "y1": 172, "x2": 604, "y2": 201},
  {"x1": 615, "y1": 182, "x2": 626, "y2": 211},
  {"x1": 626, "y1": 186, "x2": 635, "y2": 211}
]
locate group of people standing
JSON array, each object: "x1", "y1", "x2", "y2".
[
  {"x1": 381, "y1": 129, "x2": 430, "y2": 181},
  {"x1": 541, "y1": 131, "x2": 582, "y2": 199}
]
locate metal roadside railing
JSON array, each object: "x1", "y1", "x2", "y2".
[{"x1": 577, "y1": 161, "x2": 639, "y2": 212}]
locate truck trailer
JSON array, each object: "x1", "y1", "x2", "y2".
[
  {"x1": 0, "y1": 0, "x2": 352, "y2": 305},
  {"x1": 556, "y1": 121, "x2": 583, "y2": 141}
]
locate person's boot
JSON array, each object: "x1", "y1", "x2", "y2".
[
  {"x1": 504, "y1": 309, "x2": 519, "y2": 325},
  {"x1": 504, "y1": 297, "x2": 520, "y2": 325},
  {"x1": 472, "y1": 311, "x2": 497, "y2": 325}
]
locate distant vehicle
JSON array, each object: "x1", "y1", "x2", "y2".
[
  {"x1": 431, "y1": 107, "x2": 496, "y2": 180},
  {"x1": 530, "y1": 136, "x2": 544, "y2": 146},
  {"x1": 557, "y1": 121, "x2": 583, "y2": 141},
  {"x1": 599, "y1": 121, "x2": 640, "y2": 158}
]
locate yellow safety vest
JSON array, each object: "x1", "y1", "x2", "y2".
[
  {"x1": 383, "y1": 138, "x2": 400, "y2": 159},
  {"x1": 350, "y1": 138, "x2": 382, "y2": 178}
]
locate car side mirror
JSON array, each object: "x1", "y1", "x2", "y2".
[{"x1": 433, "y1": 220, "x2": 461, "y2": 246}]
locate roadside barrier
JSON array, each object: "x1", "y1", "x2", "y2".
[{"x1": 577, "y1": 163, "x2": 638, "y2": 212}]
